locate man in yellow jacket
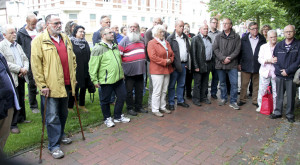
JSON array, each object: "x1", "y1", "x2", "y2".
[{"x1": 31, "y1": 14, "x2": 77, "y2": 159}]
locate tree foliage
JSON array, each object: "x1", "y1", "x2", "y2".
[
  {"x1": 208, "y1": 0, "x2": 287, "y2": 29},
  {"x1": 272, "y1": 0, "x2": 300, "y2": 38}
]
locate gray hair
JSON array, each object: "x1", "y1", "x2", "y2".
[
  {"x1": 199, "y1": 23, "x2": 208, "y2": 30},
  {"x1": 248, "y1": 22, "x2": 258, "y2": 29},
  {"x1": 36, "y1": 20, "x2": 45, "y2": 32},
  {"x1": 152, "y1": 25, "x2": 165, "y2": 38},
  {"x1": 284, "y1": 25, "x2": 296, "y2": 32},
  {"x1": 175, "y1": 20, "x2": 184, "y2": 27},
  {"x1": 2, "y1": 24, "x2": 15, "y2": 35},
  {"x1": 267, "y1": 30, "x2": 277, "y2": 37},
  {"x1": 128, "y1": 22, "x2": 140, "y2": 32},
  {"x1": 26, "y1": 12, "x2": 37, "y2": 21}
]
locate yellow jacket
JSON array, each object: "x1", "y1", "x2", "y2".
[{"x1": 31, "y1": 30, "x2": 76, "y2": 98}]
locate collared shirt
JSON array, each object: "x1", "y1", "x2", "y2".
[
  {"x1": 155, "y1": 37, "x2": 168, "y2": 58},
  {"x1": 285, "y1": 38, "x2": 294, "y2": 52},
  {"x1": 51, "y1": 35, "x2": 60, "y2": 44},
  {"x1": 200, "y1": 34, "x2": 213, "y2": 61},
  {"x1": 175, "y1": 33, "x2": 188, "y2": 62},
  {"x1": 10, "y1": 42, "x2": 23, "y2": 67},
  {"x1": 249, "y1": 35, "x2": 259, "y2": 55},
  {"x1": 208, "y1": 29, "x2": 221, "y2": 44}
]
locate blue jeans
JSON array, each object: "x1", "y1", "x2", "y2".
[
  {"x1": 98, "y1": 80, "x2": 126, "y2": 120},
  {"x1": 168, "y1": 63, "x2": 186, "y2": 105},
  {"x1": 40, "y1": 86, "x2": 69, "y2": 152},
  {"x1": 216, "y1": 69, "x2": 238, "y2": 104}
]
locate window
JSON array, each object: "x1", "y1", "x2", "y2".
[
  {"x1": 90, "y1": 14, "x2": 96, "y2": 20},
  {"x1": 141, "y1": 17, "x2": 145, "y2": 22},
  {"x1": 69, "y1": 14, "x2": 77, "y2": 20},
  {"x1": 122, "y1": 16, "x2": 127, "y2": 21},
  {"x1": 90, "y1": 14, "x2": 96, "y2": 29}
]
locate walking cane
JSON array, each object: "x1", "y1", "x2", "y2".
[
  {"x1": 74, "y1": 95, "x2": 85, "y2": 140},
  {"x1": 39, "y1": 96, "x2": 47, "y2": 164}
]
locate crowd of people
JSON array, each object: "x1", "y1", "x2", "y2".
[{"x1": 0, "y1": 12, "x2": 299, "y2": 160}]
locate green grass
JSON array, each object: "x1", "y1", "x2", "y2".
[
  {"x1": 4, "y1": 84, "x2": 149, "y2": 156},
  {"x1": 4, "y1": 74, "x2": 213, "y2": 156}
]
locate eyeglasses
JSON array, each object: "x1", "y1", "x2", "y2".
[
  {"x1": 284, "y1": 31, "x2": 294, "y2": 33},
  {"x1": 104, "y1": 32, "x2": 114, "y2": 35},
  {"x1": 211, "y1": 22, "x2": 218, "y2": 24},
  {"x1": 77, "y1": 31, "x2": 85, "y2": 33},
  {"x1": 49, "y1": 22, "x2": 63, "y2": 26},
  {"x1": 223, "y1": 23, "x2": 231, "y2": 25},
  {"x1": 250, "y1": 28, "x2": 258, "y2": 30}
]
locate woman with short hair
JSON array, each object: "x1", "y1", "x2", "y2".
[{"x1": 147, "y1": 25, "x2": 174, "y2": 117}]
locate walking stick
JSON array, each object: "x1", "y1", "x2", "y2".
[
  {"x1": 39, "y1": 96, "x2": 47, "y2": 164},
  {"x1": 74, "y1": 95, "x2": 85, "y2": 140}
]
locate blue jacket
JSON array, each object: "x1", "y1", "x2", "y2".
[
  {"x1": 92, "y1": 27, "x2": 118, "y2": 46},
  {"x1": 239, "y1": 33, "x2": 266, "y2": 73},
  {"x1": 0, "y1": 53, "x2": 16, "y2": 119},
  {"x1": 274, "y1": 38, "x2": 300, "y2": 80}
]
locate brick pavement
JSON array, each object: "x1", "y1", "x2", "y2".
[{"x1": 11, "y1": 98, "x2": 300, "y2": 165}]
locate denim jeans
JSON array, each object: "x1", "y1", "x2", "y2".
[
  {"x1": 40, "y1": 85, "x2": 70, "y2": 152},
  {"x1": 168, "y1": 63, "x2": 186, "y2": 105},
  {"x1": 98, "y1": 87, "x2": 115, "y2": 103},
  {"x1": 99, "y1": 80, "x2": 126, "y2": 120},
  {"x1": 216, "y1": 69, "x2": 238, "y2": 104}
]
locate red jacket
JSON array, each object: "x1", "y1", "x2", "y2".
[{"x1": 147, "y1": 39, "x2": 174, "y2": 74}]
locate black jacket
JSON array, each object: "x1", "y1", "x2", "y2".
[
  {"x1": 0, "y1": 53, "x2": 16, "y2": 119},
  {"x1": 191, "y1": 34, "x2": 213, "y2": 73},
  {"x1": 274, "y1": 38, "x2": 300, "y2": 80},
  {"x1": 16, "y1": 27, "x2": 33, "y2": 60},
  {"x1": 167, "y1": 30, "x2": 191, "y2": 72},
  {"x1": 92, "y1": 27, "x2": 118, "y2": 46},
  {"x1": 71, "y1": 40, "x2": 91, "y2": 88},
  {"x1": 239, "y1": 33, "x2": 266, "y2": 73}
]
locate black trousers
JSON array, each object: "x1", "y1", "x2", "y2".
[
  {"x1": 27, "y1": 65, "x2": 38, "y2": 109},
  {"x1": 125, "y1": 74, "x2": 144, "y2": 110},
  {"x1": 11, "y1": 77, "x2": 26, "y2": 129},
  {"x1": 192, "y1": 72, "x2": 209, "y2": 103},
  {"x1": 68, "y1": 78, "x2": 88, "y2": 108},
  {"x1": 185, "y1": 68, "x2": 193, "y2": 97}
]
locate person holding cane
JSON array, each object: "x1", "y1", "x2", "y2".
[{"x1": 31, "y1": 14, "x2": 77, "y2": 159}]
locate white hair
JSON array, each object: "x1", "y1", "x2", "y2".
[
  {"x1": 2, "y1": 24, "x2": 15, "y2": 35},
  {"x1": 199, "y1": 23, "x2": 208, "y2": 30},
  {"x1": 267, "y1": 30, "x2": 277, "y2": 37},
  {"x1": 152, "y1": 25, "x2": 165, "y2": 38},
  {"x1": 36, "y1": 20, "x2": 45, "y2": 33},
  {"x1": 284, "y1": 25, "x2": 296, "y2": 32}
]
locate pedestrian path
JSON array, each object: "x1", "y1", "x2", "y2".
[{"x1": 12, "y1": 98, "x2": 300, "y2": 164}]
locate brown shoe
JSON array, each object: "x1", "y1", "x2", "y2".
[
  {"x1": 11, "y1": 128, "x2": 20, "y2": 134},
  {"x1": 79, "y1": 106, "x2": 89, "y2": 113},
  {"x1": 160, "y1": 109, "x2": 171, "y2": 114}
]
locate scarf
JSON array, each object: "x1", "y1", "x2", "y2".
[{"x1": 70, "y1": 36, "x2": 86, "y2": 49}]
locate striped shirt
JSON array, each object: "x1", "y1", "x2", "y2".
[{"x1": 118, "y1": 36, "x2": 146, "y2": 76}]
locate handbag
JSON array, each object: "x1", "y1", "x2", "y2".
[
  {"x1": 260, "y1": 86, "x2": 273, "y2": 115},
  {"x1": 87, "y1": 80, "x2": 96, "y2": 103},
  {"x1": 293, "y1": 67, "x2": 300, "y2": 85}
]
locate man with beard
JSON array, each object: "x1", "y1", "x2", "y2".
[
  {"x1": 118, "y1": 22, "x2": 148, "y2": 116},
  {"x1": 31, "y1": 14, "x2": 77, "y2": 159},
  {"x1": 16, "y1": 12, "x2": 40, "y2": 114}
]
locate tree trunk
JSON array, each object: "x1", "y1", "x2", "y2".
[{"x1": 256, "y1": 15, "x2": 260, "y2": 28}]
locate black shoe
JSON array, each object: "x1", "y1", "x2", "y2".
[
  {"x1": 211, "y1": 95, "x2": 218, "y2": 99},
  {"x1": 269, "y1": 114, "x2": 282, "y2": 119},
  {"x1": 248, "y1": 93, "x2": 252, "y2": 97},
  {"x1": 201, "y1": 99, "x2": 211, "y2": 104},
  {"x1": 238, "y1": 101, "x2": 246, "y2": 106},
  {"x1": 168, "y1": 105, "x2": 175, "y2": 111},
  {"x1": 128, "y1": 109, "x2": 137, "y2": 116},
  {"x1": 186, "y1": 95, "x2": 192, "y2": 99},
  {"x1": 287, "y1": 118, "x2": 295, "y2": 123},
  {"x1": 252, "y1": 103, "x2": 259, "y2": 108},
  {"x1": 193, "y1": 102, "x2": 201, "y2": 106},
  {"x1": 177, "y1": 102, "x2": 189, "y2": 108},
  {"x1": 136, "y1": 108, "x2": 148, "y2": 113}
]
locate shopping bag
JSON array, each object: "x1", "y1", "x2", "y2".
[{"x1": 260, "y1": 86, "x2": 273, "y2": 115}]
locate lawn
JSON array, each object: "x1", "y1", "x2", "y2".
[{"x1": 4, "y1": 84, "x2": 149, "y2": 156}]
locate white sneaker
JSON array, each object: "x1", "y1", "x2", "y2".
[
  {"x1": 104, "y1": 117, "x2": 115, "y2": 127},
  {"x1": 256, "y1": 106, "x2": 261, "y2": 112},
  {"x1": 114, "y1": 114, "x2": 130, "y2": 123},
  {"x1": 229, "y1": 103, "x2": 240, "y2": 110},
  {"x1": 50, "y1": 148, "x2": 64, "y2": 159}
]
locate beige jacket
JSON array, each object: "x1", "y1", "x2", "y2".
[
  {"x1": 31, "y1": 29, "x2": 77, "y2": 98},
  {"x1": 0, "y1": 38, "x2": 29, "y2": 87}
]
